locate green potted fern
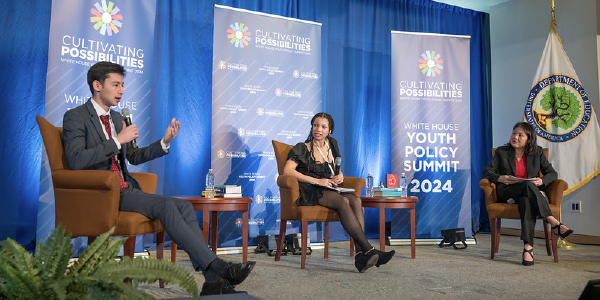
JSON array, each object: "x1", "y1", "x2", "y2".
[{"x1": 0, "y1": 224, "x2": 198, "y2": 300}]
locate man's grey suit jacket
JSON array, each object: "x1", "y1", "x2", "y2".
[{"x1": 63, "y1": 99, "x2": 167, "y2": 190}]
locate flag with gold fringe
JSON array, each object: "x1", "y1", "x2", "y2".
[{"x1": 524, "y1": 22, "x2": 600, "y2": 195}]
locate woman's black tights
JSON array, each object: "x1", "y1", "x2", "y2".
[{"x1": 318, "y1": 190, "x2": 371, "y2": 252}]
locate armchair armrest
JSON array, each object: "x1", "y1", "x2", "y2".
[
  {"x1": 131, "y1": 172, "x2": 157, "y2": 194},
  {"x1": 479, "y1": 177, "x2": 567, "y2": 208},
  {"x1": 51, "y1": 169, "x2": 121, "y2": 237},
  {"x1": 545, "y1": 179, "x2": 568, "y2": 206},
  {"x1": 340, "y1": 177, "x2": 365, "y2": 197},
  {"x1": 52, "y1": 169, "x2": 120, "y2": 190},
  {"x1": 277, "y1": 174, "x2": 300, "y2": 190},
  {"x1": 277, "y1": 175, "x2": 300, "y2": 218},
  {"x1": 479, "y1": 178, "x2": 498, "y2": 207}
]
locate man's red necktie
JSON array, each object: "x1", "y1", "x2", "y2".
[{"x1": 99, "y1": 115, "x2": 128, "y2": 189}]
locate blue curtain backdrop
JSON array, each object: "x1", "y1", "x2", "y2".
[{"x1": 0, "y1": 0, "x2": 490, "y2": 248}]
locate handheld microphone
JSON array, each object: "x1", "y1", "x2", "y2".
[
  {"x1": 334, "y1": 157, "x2": 342, "y2": 175},
  {"x1": 121, "y1": 108, "x2": 137, "y2": 149}
]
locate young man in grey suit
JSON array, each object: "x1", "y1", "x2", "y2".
[{"x1": 63, "y1": 61, "x2": 254, "y2": 295}]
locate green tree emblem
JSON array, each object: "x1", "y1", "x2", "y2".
[{"x1": 534, "y1": 86, "x2": 581, "y2": 130}]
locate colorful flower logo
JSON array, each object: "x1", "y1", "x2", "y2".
[
  {"x1": 275, "y1": 88, "x2": 283, "y2": 97},
  {"x1": 254, "y1": 195, "x2": 263, "y2": 204},
  {"x1": 237, "y1": 128, "x2": 245, "y2": 136},
  {"x1": 90, "y1": 1, "x2": 123, "y2": 36},
  {"x1": 218, "y1": 60, "x2": 227, "y2": 70},
  {"x1": 293, "y1": 70, "x2": 300, "y2": 78},
  {"x1": 419, "y1": 51, "x2": 443, "y2": 77},
  {"x1": 217, "y1": 150, "x2": 225, "y2": 158},
  {"x1": 235, "y1": 218, "x2": 243, "y2": 227},
  {"x1": 256, "y1": 108, "x2": 264, "y2": 116},
  {"x1": 227, "y1": 22, "x2": 251, "y2": 48}
]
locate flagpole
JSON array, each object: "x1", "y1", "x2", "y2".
[
  {"x1": 550, "y1": 0, "x2": 563, "y2": 46},
  {"x1": 551, "y1": 0, "x2": 555, "y2": 25},
  {"x1": 550, "y1": 0, "x2": 576, "y2": 250}
]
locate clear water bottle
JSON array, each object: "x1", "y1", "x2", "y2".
[
  {"x1": 366, "y1": 173, "x2": 374, "y2": 197},
  {"x1": 205, "y1": 168, "x2": 215, "y2": 198},
  {"x1": 399, "y1": 172, "x2": 408, "y2": 197}
]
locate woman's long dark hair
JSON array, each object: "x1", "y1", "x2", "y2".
[
  {"x1": 509, "y1": 122, "x2": 537, "y2": 156},
  {"x1": 305, "y1": 112, "x2": 335, "y2": 173}
]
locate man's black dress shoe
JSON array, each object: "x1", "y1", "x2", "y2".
[
  {"x1": 200, "y1": 278, "x2": 237, "y2": 296},
  {"x1": 223, "y1": 261, "x2": 256, "y2": 286}
]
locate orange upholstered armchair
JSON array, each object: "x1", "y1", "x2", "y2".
[
  {"x1": 272, "y1": 140, "x2": 366, "y2": 269},
  {"x1": 36, "y1": 116, "x2": 173, "y2": 283},
  {"x1": 479, "y1": 148, "x2": 568, "y2": 262}
]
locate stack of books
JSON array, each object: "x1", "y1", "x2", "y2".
[
  {"x1": 373, "y1": 187, "x2": 404, "y2": 197},
  {"x1": 214, "y1": 185, "x2": 242, "y2": 198}
]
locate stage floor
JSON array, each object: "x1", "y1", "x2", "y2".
[{"x1": 138, "y1": 232, "x2": 600, "y2": 299}]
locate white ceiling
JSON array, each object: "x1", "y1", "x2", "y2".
[{"x1": 433, "y1": 0, "x2": 511, "y2": 13}]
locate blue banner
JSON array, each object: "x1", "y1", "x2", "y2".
[
  {"x1": 212, "y1": 5, "x2": 322, "y2": 247},
  {"x1": 39, "y1": 0, "x2": 157, "y2": 252},
  {"x1": 390, "y1": 31, "x2": 471, "y2": 240}
]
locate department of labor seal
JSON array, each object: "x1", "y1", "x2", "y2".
[{"x1": 525, "y1": 74, "x2": 592, "y2": 142}]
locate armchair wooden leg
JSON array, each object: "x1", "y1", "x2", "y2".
[
  {"x1": 171, "y1": 242, "x2": 177, "y2": 262},
  {"x1": 123, "y1": 236, "x2": 136, "y2": 258},
  {"x1": 489, "y1": 218, "x2": 496, "y2": 259},
  {"x1": 324, "y1": 221, "x2": 329, "y2": 259},
  {"x1": 301, "y1": 221, "x2": 308, "y2": 269},
  {"x1": 550, "y1": 224, "x2": 559, "y2": 263},
  {"x1": 350, "y1": 237, "x2": 354, "y2": 257},
  {"x1": 122, "y1": 237, "x2": 136, "y2": 287},
  {"x1": 495, "y1": 219, "x2": 501, "y2": 254},
  {"x1": 275, "y1": 219, "x2": 287, "y2": 262},
  {"x1": 543, "y1": 220, "x2": 552, "y2": 256},
  {"x1": 156, "y1": 231, "x2": 165, "y2": 260},
  {"x1": 157, "y1": 231, "x2": 166, "y2": 289}
]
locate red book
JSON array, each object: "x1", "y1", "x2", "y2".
[{"x1": 386, "y1": 174, "x2": 398, "y2": 188}]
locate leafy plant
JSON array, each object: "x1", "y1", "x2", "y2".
[{"x1": 0, "y1": 225, "x2": 198, "y2": 300}]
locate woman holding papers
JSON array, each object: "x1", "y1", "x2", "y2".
[
  {"x1": 283, "y1": 112, "x2": 394, "y2": 272},
  {"x1": 484, "y1": 122, "x2": 573, "y2": 266}
]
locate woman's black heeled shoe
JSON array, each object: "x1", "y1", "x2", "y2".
[
  {"x1": 372, "y1": 249, "x2": 395, "y2": 267},
  {"x1": 552, "y1": 223, "x2": 573, "y2": 239},
  {"x1": 355, "y1": 247, "x2": 379, "y2": 273},
  {"x1": 522, "y1": 248, "x2": 534, "y2": 266}
]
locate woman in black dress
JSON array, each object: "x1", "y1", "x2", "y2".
[
  {"x1": 283, "y1": 112, "x2": 394, "y2": 272},
  {"x1": 484, "y1": 122, "x2": 573, "y2": 266}
]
